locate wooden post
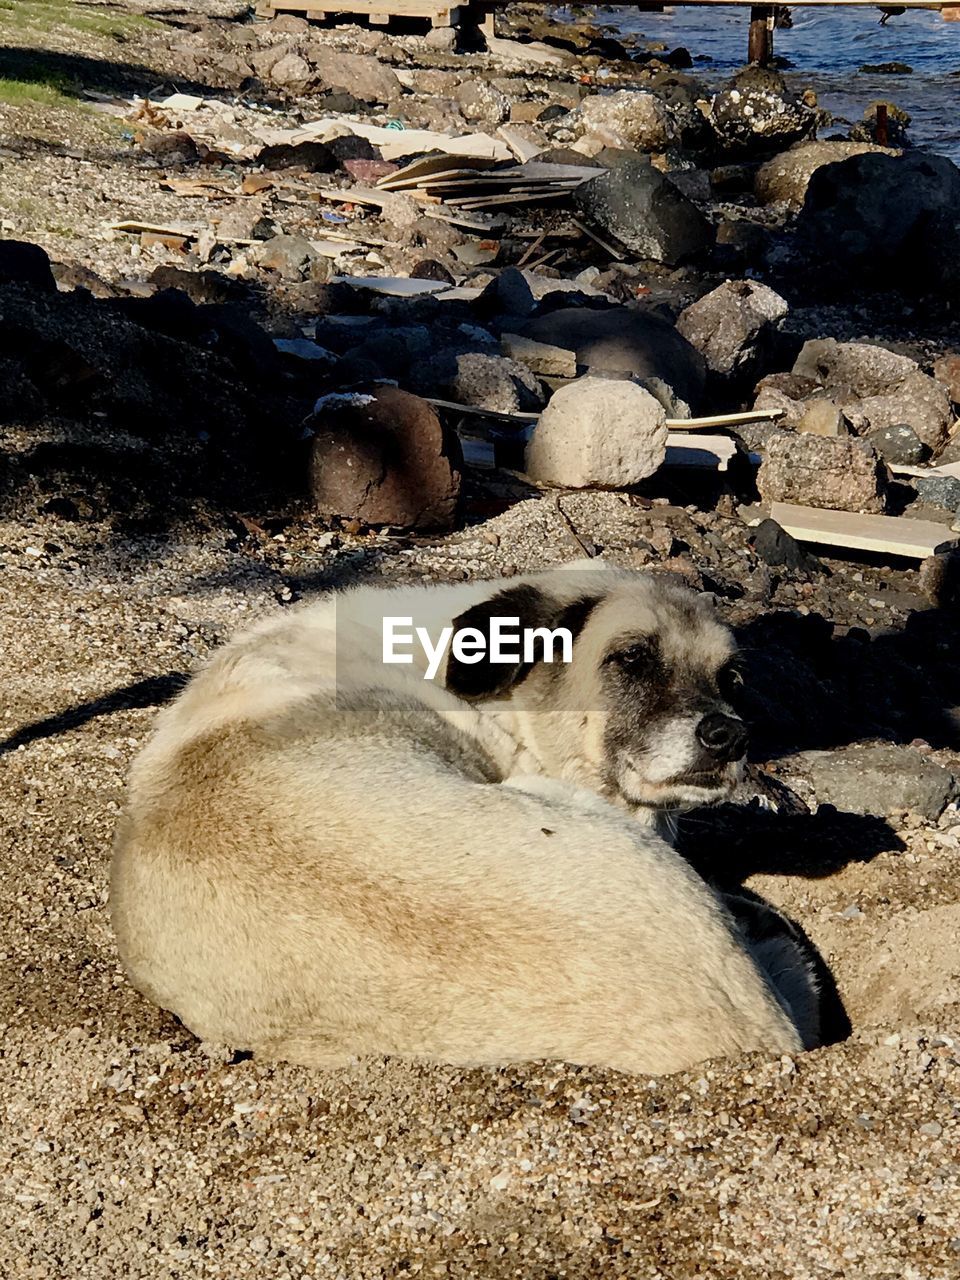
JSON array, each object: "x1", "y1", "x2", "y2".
[
  {"x1": 748, "y1": 5, "x2": 774, "y2": 65},
  {"x1": 875, "y1": 102, "x2": 889, "y2": 146}
]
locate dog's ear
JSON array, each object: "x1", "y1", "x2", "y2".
[{"x1": 445, "y1": 585, "x2": 598, "y2": 700}]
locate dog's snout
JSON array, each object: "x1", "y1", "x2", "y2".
[{"x1": 696, "y1": 712, "x2": 747, "y2": 763}]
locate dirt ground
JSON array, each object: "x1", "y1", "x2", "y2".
[{"x1": 2, "y1": 4, "x2": 960, "y2": 1278}]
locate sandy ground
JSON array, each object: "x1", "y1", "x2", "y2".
[
  {"x1": 1, "y1": 3, "x2": 960, "y2": 1277},
  {"x1": 1, "y1": 486, "x2": 959, "y2": 1279}
]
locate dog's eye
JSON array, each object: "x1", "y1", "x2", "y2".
[
  {"x1": 717, "y1": 663, "x2": 744, "y2": 701},
  {"x1": 607, "y1": 641, "x2": 657, "y2": 675}
]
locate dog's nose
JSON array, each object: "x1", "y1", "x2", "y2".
[{"x1": 696, "y1": 712, "x2": 747, "y2": 763}]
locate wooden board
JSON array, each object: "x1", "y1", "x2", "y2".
[
  {"x1": 665, "y1": 434, "x2": 739, "y2": 472},
  {"x1": 766, "y1": 502, "x2": 960, "y2": 559},
  {"x1": 259, "y1": 0, "x2": 459, "y2": 22}
]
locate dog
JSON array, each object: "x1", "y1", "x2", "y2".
[{"x1": 111, "y1": 561, "x2": 819, "y2": 1075}]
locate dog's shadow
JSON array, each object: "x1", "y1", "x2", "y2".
[{"x1": 676, "y1": 802, "x2": 905, "y2": 1047}]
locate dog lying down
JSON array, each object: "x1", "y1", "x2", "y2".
[{"x1": 111, "y1": 562, "x2": 820, "y2": 1075}]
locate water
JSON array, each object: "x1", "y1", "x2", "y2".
[{"x1": 582, "y1": 6, "x2": 960, "y2": 160}]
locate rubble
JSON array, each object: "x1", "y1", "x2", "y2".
[{"x1": 792, "y1": 340, "x2": 952, "y2": 453}]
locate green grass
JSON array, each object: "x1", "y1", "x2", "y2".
[
  {"x1": 0, "y1": 74, "x2": 74, "y2": 107},
  {"x1": 0, "y1": 1, "x2": 159, "y2": 40}
]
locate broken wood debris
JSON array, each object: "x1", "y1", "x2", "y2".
[{"x1": 374, "y1": 157, "x2": 604, "y2": 210}]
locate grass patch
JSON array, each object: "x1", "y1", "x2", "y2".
[
  {"x1": 0, "y1": 75, "x2": 74, "y2": 107},
  {"x1": 0, "y1": 1, "x2": 159, "y2": 41}
]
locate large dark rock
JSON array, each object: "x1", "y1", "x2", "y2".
[
  {"x1": 574, "y1": 157, "x2": 711, "y2": 266},
  {"x1": 796, "y1": 150, "x2": 960, "y2": 292},
  {"x1": 519, "y1": 307, "x2": 707, "y2": 416},
  {"x1": 308, "y1": 386, "x2": 462, "y2": 530},
  {"x1": 0, "y1": 239, "x2": 57, "y2": 293}
]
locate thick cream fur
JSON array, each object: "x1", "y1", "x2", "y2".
[{"x1": 111, "y1": 563, "x2": 818, "y2": 1074}]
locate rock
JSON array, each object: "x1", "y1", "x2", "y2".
[
  {"x1": 793, "y1": 339, "x2": 952, "y2": 452},
  {"x1": 912, "y1": 474, "x2": 960, "y2": 513},
  {"x1": 757, "y1": 432, "x2": 888, "y2": 514},
  {"x1": 269, "y1": 52, "x2": 315, "y2": 95},
  {"x1": 303, "y1": 47, "x2": 400, "y2": 103},
  {"x1": 866, "y1": 423, "x2": 929, "y2": 466},
  {"x1": 755, "y1": 140, "x2": 898, "y2": 210},
  {"x1": 793, "y1": 337, "x2": 915, "y2": 392},
  {"x1": 414, "y1": 350, "x2": 546, "y2": 414},
  {"x1": 919, "y1": 549, "x2": 960, "y2": 606},
  {"x1": 796, "y1": 400, "x2": 848, "y2": 438},
  {"x1": 271, "y1": 14, "x2": 309, "y2": 33},
  {"x1": 520, "y1": 307, "x2": 706, "y2": 416},
  {"x1": 483, "y1": 266, "x2": 602, "y2": 318},
  {"x1": 456, "y1": 80, "x2": 510, "y2": 124},
  {"x1": 308, "y1": 387, "x2": 462, "y2": 531},
  {"x1": 411, "y1": 259, "x2": 456, "y2": 285},
  {"x1": 796, "y1": 151, "x2": 960, "y2": 293},
  {"x1": 707, "y1": 83, "x2": 815, "y2": 156},
  {"x1": 0, "y1": 239, "x2": 57, "y2": 292},
  {"x1": 452, "y1": 352, "x2": 545, "y2": 414},
  {"x1": 501, "y1": 333, "x2": 577, "y2": 379},
  {"x1": 860, "y1": 61, "x2": 913, "y2": 75},
  {"x1": 751, "y1": 519, "x2": 821, "y2": 573},
  {"x1": 256, "y1": 234, "x2": 325, "y2": 281},
  {"x1": 783, "y1": 744, "x2": 959, "y2": 820},
  {"x1": 574, "y1": 157, "x2": 711, "y2": 265},
  {"x1": 665, "y1": 168, "x2": 711, "y2": 203},
  {"x1": 932, "y1": 354, "x2": 960, "y2": 406},
  {"x1": 579, "y1": 89, "x2": 677, "y2": 151},
  {"x1": 524, "y1": 377, "x2": 667, "y2": 488},
  {"x1": 256, "y1": 140, "x2": 334, "y2": 171},
  {"x1": 425, "y1": 25, "x2": 457, "y2": 52},
  {"x1": 851, "y1": 100, "x2": 911, "y2": 147},
  {"x1": 676, "y1": 279, "x2": 788, "y2": 381}
]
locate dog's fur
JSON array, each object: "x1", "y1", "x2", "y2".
[{"x1": 111, "y1": 562, "x2": 819, "y2": 1075}]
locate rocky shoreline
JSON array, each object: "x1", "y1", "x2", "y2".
[{"x1": 2, "y1": 3, "x2": 960, "y2": 1277}]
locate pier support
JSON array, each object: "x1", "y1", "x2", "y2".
[{"x1": 748, "y1": 4, "x2": 775, "y2": 65}]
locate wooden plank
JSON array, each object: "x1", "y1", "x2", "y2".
[
  {"x1": 665, "y1": 434, "x2": 738, "y2": 472},
  {"x1": 330, "y1": 274, "x2": 454, "y2": 296},
  {"x1": 890, "y1": 460, "x2": 960, "y2": 482},
  {"x1": 377, "y1": 155, "x2": 499, "y2": 189},
  {"x1": 670, "y1": 408, "x2": 784, "y2": 430},
  {"x1": 766, "y1": 502, "x2": 960, "y2": 559},
  {"x1": 498, "y1": 125, "x2": 545, "y2": 164}
]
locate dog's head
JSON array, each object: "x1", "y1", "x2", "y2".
[{"x1": 444, "y1": 564, "x2": 746, "y2": 814}]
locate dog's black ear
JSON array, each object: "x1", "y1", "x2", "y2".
[{"x1": 445, "y1": 585, "x2": 599, "y2": 700}]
